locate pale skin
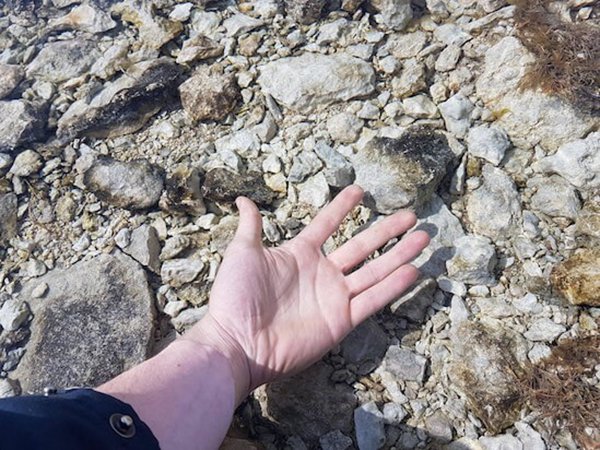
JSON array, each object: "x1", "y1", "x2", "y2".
[{"x1": 99, "y1": 185, "x2": 430, "y2": 450}]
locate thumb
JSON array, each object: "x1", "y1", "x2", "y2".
[{"x1": 234, "y1": 197, "x2": 263, "y2": 245}]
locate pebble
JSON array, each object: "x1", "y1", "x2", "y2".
[
  {"x1": 381, "y1": 346, "x2": 427, "y2": 383},
  {"x1": 479, "y1": 434, "x2": 523, "y2": 450},
  {"x1": 122, "y1": 225, "x2": 161, "y2": 273},
  {"x1": 161, "y1": 257, "x2": 204, "y2": 288},
  {"x1": 9, "y1": 150, "x2": 42, "y2": 177},
  {"x1": 0, "y1": 193, "x2": 18, "y2": 244},
  {"x1": 327, "y1": 112, "x2": 364, "y2": 143},
  {"x1": 298, "y1": 172, "x2": 330, "y2": 208},
  {"x1": 467, "y1": 125, "x2": 511, "y2": 166},
  {"x1": 529, "y1": 175, "x2": 581, "y2": 220},
  {"x1": 446, "y1": 235, "x2": 497, "y2": 285},
  {"x1": 439, "y1": 93, "x2": 474, "y2": 138},
  {"x1": 0, "y1": 298, "x2": 29, "y2": 332}
]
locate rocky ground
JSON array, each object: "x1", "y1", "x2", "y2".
[{"x1": 0, "y1": 0, "x2": 599, "y2": 449}]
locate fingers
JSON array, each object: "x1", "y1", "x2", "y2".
[
  {"x1": 296, "y1": 185, "x2": 364, "y2": 247},
  {"x1": 345, "y1": 230, "x2": 430, "y2": 296},
  {"x1": 233, "y1": 197, "x2": 263, "y2": 245},
  {"x1": 328, "y1": 210, "x2": 418, "y2": 273},
  {"x1": 349, "y1": 264, "x2": 420, "y2": 327}
]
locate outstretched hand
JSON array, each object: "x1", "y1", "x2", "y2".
[{"x1": 184, "y1": 185, "x2": 430, "y2": 402}]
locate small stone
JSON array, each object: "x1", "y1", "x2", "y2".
[
  {"x1": 357, "y1": 102, "x2": 380, "y2": 120},
  {"x1": 439, "y1": 93, "x2": 474, "y2": 138},
  {"x1": 551, "y1": 249, "x2": 600, "y2": 306},
  {"x1": 179, "y1": 67, "x2": 239, "y2": 122},
  {"x1": 370, "y1": 0, "x2": 413, "y2": 31},
  {"x1": 0, "y1": 193, "x2": 18, "y2": 245},
  {"x1": 529, "y1": 175, "x2": 581, "y2": 220},
  {"x1": 340, "y1": 318, "x2": 387, "y2": 365},
  {"x1": 382, "y1": 402, "x2": 407, "y2": 425},
  {"x1": 9, "y1": 150, "x2": 42, "y2": 177},
  {"x1": 160, "y1": 165, "x2": 206, "y2": 216},
  {"x1": 123, "y1": 225, "x2": 161, "y2": 273},
  {"x1": 319, "y1": 430, "x2": 353, "y2": 450},
  {"x1": 577, "y1": 199, "x2": 600, "y2": 239},
  {"x1": 424, "y1": 411, "x2": 453, "y2": 443},
  {"x1": 161, "y1": 257, "x2": 204, "y2": 288},
  {"x1": 438, "y1": 276, "x2": 467, "y2": 296},
  {"x1": 352, "y1": 129, "x2": 455, "y2": 213},
  {"x1": 449, "y1": 295, "x2": 470, "y2": 326},
  {"x1": 0, "y1": 298, "x2": 29, "y2": 332},
  {"x1": 479, "y1": 435, "x2": 523, "y2": 450},
  {"x1": 382, "y1": 346, "x2": 427, "y2": 383},
  {"x1": 258, "y1": 53, "x2": 375, "y2": 114},
  {"x1": 0, "y1": 153, "x2": 12, "y2": 170},
  {"x1": 115, "y1": 229, "x2": 131, "y2": 249},
  {"x1": 391, "y1": 58, "x2": 426, "y2": 98},
  {"x1": 298, "y1": 172, "x2": 330, "y2": 208},
  {"x1": 314, "y1": 141, "x2": 355, "y2": 188},
  {"x1": 288, "y1": 151, "x2": 323, "y2": 183},
  {"x1": 402, "y1": 94, "x2": 438, "y2": 119},
  {"x1": 354, "y1": 401, "x2": 386, "y2": 450},
  {"x1": 160, "y1": 235, "x2": 191, "y2": 261},
  {"x1": 84, "y1": 157, "x2": 164, "y2": 210},
  {"x1": 202, "y1": 168, "x2": 276, "y2": 206},
  {"x1": 446, "y1": 235, "x2": 497, "y2": 285},
  {"x1": 0, "y1": 64, "x2": 24, "y2": 99},
  {"x1": 176, "y1": 35, "x2": 223, "y2": 65},
  {"x1": 467, "y1": 125, "x2": 511, "y2": 166},
  {"x1": 163, "y1": 301, "x2": 187, "y2": 318},
  {"x1": 466, "y1": 165, "x2": 521, "y2": 240},
  {"x1": 528, "y1": 343, "x2": 552, "y2": 364},
  {"x1": 0, "y1": 100, "x2": 47, "y2": 153},
  {"x1": 317, "y1": 19, "x2": 349, "y2": 46},
  {"x1": 387, "y1": 31, "x2": 428, "y2": 59},
  {"x1": 169, "y1": 2, "x2": 193, "y2": 21},
  {"x1": 327, "y1": 112, "x2": 364, "y2": 143},
  {"x1": 435, "y1": 45, "x2": 461, "y2": 72},
  {"x1": 27, "y1": 39, "x2": 99, "y2": 83},
  {"x1": 434, "y1": 24, "x2": 472, "y2": 46},
  {"x1": 31, "y1": 282, "x2": 48, "y2": 298},
  {"x1": 0, "y1": 379, "x2": 17, "y2": 398},
  {"x1": 390, "y1": 278, "x2": 436, "y2": 323},
  {"x1": 171, "y1": 306, "x2": 209, "y2": 331},
  {"x1": 224, "y1": 13, "x2": 263, "y2": 37},
  {"x1": 284, "y1": 0, "x2": 326, "y2": 24},
  {"x1": 50, "y1": 3, "x2": 117, "y2": 34}
]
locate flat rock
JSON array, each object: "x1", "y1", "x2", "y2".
[
  {"x1": 381, "y1": 346, "x2": 427, "y2": 383},
  {"x1": 179, "y1": 67, "x2": 239, "y2": 122},
  {"x1": 14, "y1": 252, "x2": 155, "y2": 392},
  {"x1": 284, "y1": 0, "x2": 326, "y2": 24},
  {"x1": 352, "y1": 128, "x2": 455, "y2": 213},
  {"x1": 0, "y1": 100, "x2": 47, "y2": 153},
  {"x1": 314, "y1": 141, "x2": 354, "y2": 188},
  {"x1": 84, "y1": 156, "x2": 165, "y2": 210},
  {"x1": 50, "y1": 3, "x2": 117, "y2": 34},
  {"x1": 176, "y1": 34, "x2": 223, "y2": 65},
  {"x1": 0, "y1": 64, "x2": 24, "y2": 99},
  {"x1": 448, "y1": 319, "x2": 528, "y2": 433},
  {"x1": 551, "y1": 248, "x2": 600, "y2": 306},
  {"x1": 354, "y1": 401, "x2": 386, "y2": 450},
  {"x1": 535, "y1": 132, "x2": 600, "y2": 190},
  {"x1": 122, "y1": 225, "x2": 161, "y2": 273},
  {"x1": 476, "y1": 37, "x2": 595, "y2": 151},
  {"x1": 58, "y1": 58, "x2": 183, "y2": 141},
  {"x1": 439, "y1": 93, "x2": 474, "y2": 138},
  {"x1": 523, "y1": 318, "x2": 566, "y2": 342},
  {"x1": 387, "y1": 31, "x2": 428, "y2": 59},
  {"x1": 258, "y1": 53, "x2": 375, "y2": 114},
  {"x1": 340, "y1": 318, "x2": 388, "y2": 365},
  {"x1": 466, "y1": 165, "x2": 521, "y2": 240},
  {"x1": 0, "y1": 193, "x2": 18, "y2": 245},
  {"x1": 467, "y1": 125, "x2": 511, "y2": 166},
  {"x1": 390, "y1": 277, "x2": 437, "y2": 322},
  {"x1": 446, "y1": 235, "x2": 497, "y2": 285},
  {"x1": 202, "y1": 168, "x2": 276, "y2": 206},
  {"x1": 26, "y1": 39, "x2": 99, "y2": 83},
  {"x1": 529, "y1": 175, "x2": 581, "y2": 220},
  {"x1": 257, "y1": 361, "x2": 357, "y2": 443},
  {"x1": 0, "y1": 297, "x2": 30, "y2": 332}
]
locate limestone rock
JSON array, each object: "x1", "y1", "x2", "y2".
[
  {"x1": 314, "y1": 141, "x2": 355, "y2": 188},
  {"x1": 448, "y1": 320, "x2": 528, "y2": 433},
  {"x1": 446, "y1": 235, "x2": 497, "y2": 285},
  {"x1": 26, "y1": 39, "x2": 99, "y2": 83},
  {"x1": 424, "y1": 411, "x2": 453, "y2": 443},
  {"x1": 58, "y1": 58, "x2": 183, "y2": 141},
  {"x1": 84, "y1": 157, "x2": 165, "y2": 210},
  {"x1": 284, "y1": 0, "x2": 326, "y2": 24},
  {"x1": 161, "y1": 256, "x2": 204, "y2": 287},
  {"x1": 354, "y1": 401, "x2": 386, "y2": 450},
  {"x1": 529, "y1": 175, "x2": 581, "y2": 220},
  {"x1": 479, "y1": 435, "x2": 523, "y2": 450},
  {"x1": 298, "y1": 172, "x2": 330, "y2": 208},
  {"x1": 340, "y1": 318, "x2": 388, "y2": 365},
  {"x1": 466, "y1": 165, "x2": 521, "y2": 240},
  {"x1": 112, "y1": 0, "x2": 183, "y2": 49},
  {"x1": 577, "y1": 198, "x2": 600, "y2": 239},
  {"x1": 551, "y1": 249, "x2": 600, "y2": 306},
  {"x1": 179, "y1": 67, "x2": 240, "y2": 122},
  {"x1": 202, "y1": 168, "x2": 276, "y2": 206},
  {"x1": 439, "y1": 93, "x2": 474, "y2": 138},
  {"x1": 288, "y1": 151, "x2": 323, "y2": 183},
  {"x1": 476, "y1": 37, "x2": 595, "y2": 151},
  {"x1": 0, "y1": 298, "x2": 29, "y2": 332},
  {"x1": 381, "y1": 346, "x2": 427, "y2": 383},
  {"x1": 523, "y1": 318, "x2": 566, "y2": 342},
  {"x1": 9, "y1": 149, "x2": 42, "y2": 177},
  {"x1": 391, "y1": 58, "x2": 426, "y2": 98},
  {"x1": 467, "y1": 125, "x2": 511, "y2": 166},
  {"x1": 352, "y1": 128, "x2": 455, "y2": 213},
  {"x1": 0, "y1": 64, "x2": 24, "y2": 99},
  {"x1": 327, "y1": 112, "x2": 364, "y2": 144},
  {"x1": 176, "y1": 34, "x2": 223, "y2": 65},
  {"x1": 122, "y1": 225, "x2": 161, "y2": 273},
  {"x1": 0, "y1": 193, "x2": 18, "y2": 245},
  {"x1": 258, "y1": 53, "x2": 375, "y2": 114},
  {"x1": 369, "y1": 0, "x2": 413, "y2": 31},
  {"x1": 15, "y1": 253, "x2": 155, "y2": 392},
  {"x1": 257, "y1": 361, "x2": 357, "y2": 442},
  {"x1": 390, "y1": 278, "x2": 436, "y2": 323},
  {"x1": 224, "y1": 13, "x2": 263, "y2": 37},
  {"x1": 50, "y1": 3, "x2": 117, "y2": 34},
  {"x1": 535, "y1": 132, "x2": 600, "y2": 190},
  {"x1": 387, "y1": 31, "x2": 428, "y2": 59},
  {"x1": 435, "y1": 44, "x2": 461, "y2": 72},
  {"x1": 0, "y1": 100, "x2": 47, "y2": 153}
]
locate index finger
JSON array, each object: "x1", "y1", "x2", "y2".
[{"x1": 296, "y1": 185, "x2": 364, "y2": 247}]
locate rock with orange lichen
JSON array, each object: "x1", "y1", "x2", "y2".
[{"x1": 551, "y1": 249, "x2": 600, "y2": 307}]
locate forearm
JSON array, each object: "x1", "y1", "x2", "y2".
[{"x1": 97, "y1": 339, "x2": 238, "y2": 450}]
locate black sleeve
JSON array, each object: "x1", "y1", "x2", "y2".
[{"x1": 0, "y1": 388, "x2": 161, "y2": 450}]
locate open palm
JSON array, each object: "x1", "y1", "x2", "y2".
[{"x1": 186, "y1": 186, "x2": 430, "y2": 400}]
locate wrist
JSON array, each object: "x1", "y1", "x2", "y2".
[{"x1": 180, "y1": 315, "x2": 252, "y2": 405}]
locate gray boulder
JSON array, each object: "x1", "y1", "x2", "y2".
[
  {"x1": 352, "y1": 128, "x2": 456, "y2": 213},
  {"x1": 258, "y1": 53, "x2": 375, "y2": 114},
  {"x1": 84, "y1": 157, "x2": 165, "y2": 210},
  {"x1": 14, "y1": 252, "x2": 155, "y2": 392},
  {"x1": 26, "y1": 39, "x2": 99, "y2": 83}
]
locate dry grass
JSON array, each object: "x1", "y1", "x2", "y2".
[
  {"x1": 512, "y1": 0, "x2": 600, "y2": 115},
  {"x1": 520, "y1": 334, "x2": 600, "y2": 449}
]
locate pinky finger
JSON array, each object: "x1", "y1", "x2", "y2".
[{"x1": 349, "y1": 264, "x2": 420, "y2": 327}]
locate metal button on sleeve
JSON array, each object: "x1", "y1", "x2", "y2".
[{"x1": 109, "y1": 413, "x2": 136, "y2": 438}]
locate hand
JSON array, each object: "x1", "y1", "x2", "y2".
[{"x1": 184, "y1": 186, "x2": 430, "y2": 402}]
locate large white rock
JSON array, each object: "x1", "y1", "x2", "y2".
[
  {"x1": 476, "y1": 37, "x2": 595, "y2": 151},
  {"x1": 258, "y1": 53, "x2": 375, "y2": 114},
  {"x1": 535, "y1": 132, "x2": 600, "y2": 190}
]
